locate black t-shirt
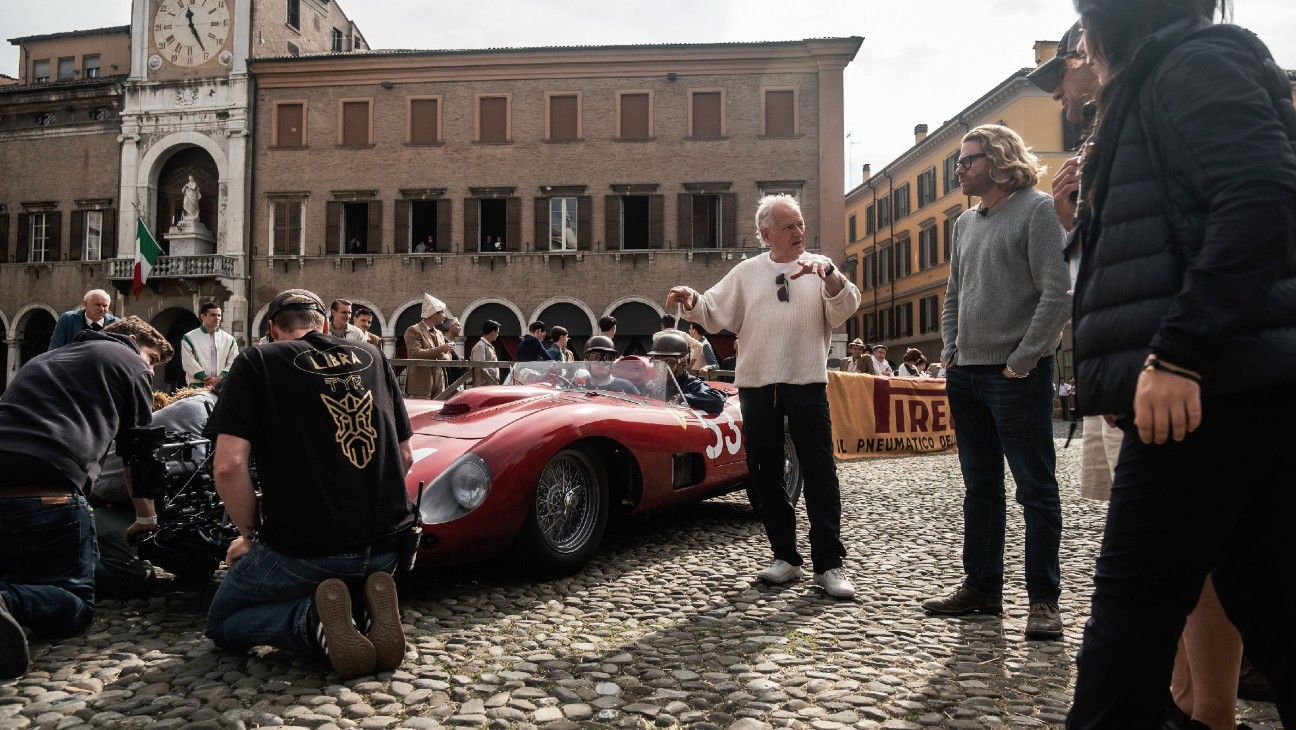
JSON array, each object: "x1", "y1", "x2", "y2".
[{"x1": 206, "y1": 330, "x2": 413, "y2": 557}]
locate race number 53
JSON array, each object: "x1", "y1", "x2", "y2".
[{"x1": 697, "y1": 410, "x2": 742, "y2": 460}]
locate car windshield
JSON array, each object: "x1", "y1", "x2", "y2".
[{"x1": 504, "y1": 358, "x2": 687, "y2": 407}]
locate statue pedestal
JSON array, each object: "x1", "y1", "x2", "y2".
[{"x1": 167, "y1": 218, "x2": 216, "y2": 256}]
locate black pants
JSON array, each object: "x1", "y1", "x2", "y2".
[
  {"x1": 1067, "y1": 394, "x2": 1296, "y2": 728},
  {"x1": 738, "y1": 382, "x2": 845, "y2": 572}
]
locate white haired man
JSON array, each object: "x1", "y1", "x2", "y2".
[
  {"x1": 49, "y1": 289, "x2": 117, "y2": 350},
  {"x1": 667, "y1": 194, "x2": 861, "y2": 598}
]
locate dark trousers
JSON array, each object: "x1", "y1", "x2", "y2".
[
  {"x1": 945, "y1": 358, "x2": 1062, "y2": 604},
  {"x1": 738, "y1": 382, "x2": 845, "y2": 572},
  {"x1": 1067, "y1": 394, "x2": 1296, "y2": 729}
]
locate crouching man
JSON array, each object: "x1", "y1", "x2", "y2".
[{"x1": 204, "y1": 289, "x2": 415, "y2": 679}]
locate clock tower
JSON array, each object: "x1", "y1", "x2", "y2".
[{"x1": 117, "y1": 0, "x2": 252, "y2": 338}]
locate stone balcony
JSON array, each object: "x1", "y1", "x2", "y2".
[{"x1": 107, "y1": 255, "x2": 238, "y2": 280}]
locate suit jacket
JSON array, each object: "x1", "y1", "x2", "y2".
[
  {"x1": 49, "y1": 309, "x2": 119, "y2": 351},
  {"x1": 403, "y1": 322, "x2": 448, "y2": 398}
]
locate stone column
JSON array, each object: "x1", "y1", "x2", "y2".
[{"x1": 4, "y1": 337, "x2": 21, "y2": 391}]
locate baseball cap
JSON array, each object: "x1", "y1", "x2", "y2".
[
  {"x1": 266, "y1": 288, "x2": 326, "y2": 322},
  {"x1": 1027, "y1": 21, "x2": 1083, "y2": 93}
]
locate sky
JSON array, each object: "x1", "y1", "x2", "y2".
[{"x1": 4, "y1": 0, "x2": 1296, "y2": 191}]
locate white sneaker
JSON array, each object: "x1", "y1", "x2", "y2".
[
  {"x1": 813, "y1": 568, "x2": 856, "y2": 598},
  {"x1": 756, "y1": 559, "x2": 803, "y2": 584}
]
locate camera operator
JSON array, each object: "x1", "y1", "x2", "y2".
[
  {"x1": 92, "y1": 386, "x2": 219, "y2": 599},
  {"x1": 0, "y1": 316, "x2": 171, "y2": 680},
  {"x1": 204, "y1": 289, "x2": 414, "y2": 680}
]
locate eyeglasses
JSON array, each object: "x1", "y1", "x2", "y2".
[
  {"x1": 586, "y1": 352, "x2": 615, "y2": 362},
  {"x1": 955, "y1": 152, "x2": 987, "y2": 171},
  {"x1": 775, "y1": 273, "x2": 789, "y2": 302},
  {"x1": 650, "y1": 355, "x2": 681, "y2": 366}
]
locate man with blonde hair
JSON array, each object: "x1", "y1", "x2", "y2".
[{"x1": 920, "y1": 124, "x2": 1071, "y2": 640}]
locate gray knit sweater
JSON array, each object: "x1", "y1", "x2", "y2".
[{"x1": 941, "y1": 187, "x2": 1071, "y2": 375}]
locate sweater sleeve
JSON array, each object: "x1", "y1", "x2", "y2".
[
  {"x1": 941, "y1": 217, "x2": 963, "y2": 365},
  {"x1": 821, "y1": 276, "x2": 861, "y2": 329},
  {"x1": 1006, "y1": 197, "x2": 1072, "y2": 375},
  {"x1": 689, "y1": 263, "x2": 750, "y2": 335}
]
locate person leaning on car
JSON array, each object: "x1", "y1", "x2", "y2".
[
  {"x1": 204, "y1": 288, "x2": 414, "y2": 680},
  {"x1": 667, "y1": 193, "x2": 861, "y2": 600}
]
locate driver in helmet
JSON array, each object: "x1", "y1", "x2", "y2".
[
  {"x1": 581, "y1": 336, "x2": 640, "y2": 395},
  {"x1": 649, "y1": 333, "x2": 727, "y2": 414}
]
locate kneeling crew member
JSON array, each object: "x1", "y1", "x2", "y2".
[{"x1": 204, "y1": 289, "x2": 414, "y2": 679}]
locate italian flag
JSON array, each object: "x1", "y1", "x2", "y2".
[{"x1": 132, "y1": 215, "x2": 161, "y2": 300}]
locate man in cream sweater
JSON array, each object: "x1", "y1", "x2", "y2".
[{"x1": 667, "y1": 194, "x2": 860, "y2": 598}]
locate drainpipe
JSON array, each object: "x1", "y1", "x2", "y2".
[
  {"x1": 882, "y1": 170, "x2": 895, "y2": 345},
  {"x1": 865, "y1": 179, "x2": 877, "y2": 343}
]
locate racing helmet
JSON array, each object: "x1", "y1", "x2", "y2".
[
  {"x1": 584, "y1": 335, "x2": 618, "y2": 357},
  {"x1": 648, "y1": 333, "x2": 690, "y2": 358}
]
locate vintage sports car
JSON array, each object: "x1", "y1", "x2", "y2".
[{"x1": 404, "y1": 357, "x2": 802, "y2": 578}]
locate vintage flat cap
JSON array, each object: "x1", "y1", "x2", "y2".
[{"x1": 1027, "y1": 21, "x2": 1083, "y2": 92}]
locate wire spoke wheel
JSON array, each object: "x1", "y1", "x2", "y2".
[{"x1": 534, "y1": 450, "x2": 599, "y2": 554}]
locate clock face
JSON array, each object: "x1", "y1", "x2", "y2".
[{"x1": 153, "y1": 0, "x2": 232, "y2": 67}]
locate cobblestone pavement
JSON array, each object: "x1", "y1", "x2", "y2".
[{"x1": 1, "y1": 425, "x2": 1282, "y2": 729}]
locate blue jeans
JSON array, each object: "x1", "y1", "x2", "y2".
[
  {"x1": 205, "y1": 541, "x2": 397, "y2": 657},
  {"x1": 739, "y1": 382, "x2": 845, "y2": 572},
  {"x1": 0, "y1": 494, "x2": 97, "y2": 638},
  {"x1": 945, "y1": 358, "x2": 1062, "y2": 604}
]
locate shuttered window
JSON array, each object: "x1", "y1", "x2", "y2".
[
  {"x1": 691, "y1": 92, "x2": 722, "y2": 138},
  {"x1": 409, "y1": 98, "x2": 439, "y2": 144},
  {"x1": 479, "y1": 96, "x2": 508, "y2": 142},
  {"x1": 342, "y1": 101, "x2": 370, "y2": 146},
  {"x1": 619, "y1": 93, "x2": 650, "y2": 139},
  {"x1": 764, "y1": 90, "x2": 794, "y2": 136},
  {"x1": 275, "y1": 103, "x2": 305, "y2": 147},
  {"x1": 548, "y1": 95, "x2": 578, "y2": 141}
]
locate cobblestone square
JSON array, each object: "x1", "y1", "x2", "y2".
[{"x1": 1, "y1": 427, "x2": 1282, "y2": 729}]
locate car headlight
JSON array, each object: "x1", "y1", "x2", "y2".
[{"x1": 419, "y1": 453, "x2": 492, "y2": 524}]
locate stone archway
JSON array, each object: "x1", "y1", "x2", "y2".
[
  {"x1": 156, "y1": 148, "x2": 220, "y2": 253},
  {"x1": 608, "y1": 298, "x2": 665, "y2": 356},
  {"x1": 14, "y1": 307, "x2": 58, "y2": 366},
  {"x1": 152, "y1": 307, "x2": 201, "y2": 391},
  {"x1": 462, "y1": 300, "x2": 525, "y2": 363}
]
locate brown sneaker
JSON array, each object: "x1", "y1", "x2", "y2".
[
  {"x1": 921, "y1": 586, "x2": 1003, "y2": 615},
  {"x1": 313, "y1": 578, "x2": 376, "y2": 679},
  {"x1": 363, "y1": 571, "x2": 405, "y2": 672},
  {"x1": 1025, "y1": 602, "x2": 1063, "y2": 640}
]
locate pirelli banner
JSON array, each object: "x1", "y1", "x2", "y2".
[{"x1": 826, "y1": 371, "x2": 957, "y2": 459}]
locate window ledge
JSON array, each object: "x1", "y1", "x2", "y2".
[
  {"x1": 614, "y1": 136, "x2": 655, "y2": 143},
  {"x1": 404, "y1": 141, "x2": 445, "y2": 147},
  {"x1": 543, "y1": 138, "x2": 585, "y2": 144},
  {"x1": 757, "y1": 133, "x2": 803, "y2": 140},
  {"x1": 473, "y1": 140, "x2": 514, "y2": 145},
  {"x1": 336, "y1": 143, "x2": 376, "y2": 149},
  {"x1": 269, "y1": 144, "x2": 310, "y2": 151},
  {"x1": 685, "y1": 135, "x2": 730, "y2": 142}
]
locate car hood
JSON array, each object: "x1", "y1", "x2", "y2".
[{"x1": 409, "y1": 385, "x2": 577, "y2": 439}]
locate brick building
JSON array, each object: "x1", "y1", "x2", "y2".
[{"x1": 0, "y1": 0, "x2": 860, "y2": 391}]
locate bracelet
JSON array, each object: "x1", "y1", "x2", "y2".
[
  {"x1": 134, "y1": 514, "x2": 158, "y2": 526},
  {"x1": 1142, "y1": 357, "x2": 1201, "y2": 383},
  {"x1": 1005, "y1": 365, "x2": 1029, "y2": 379},
  {"x1": 823, "y1": 263, "x2": 836, "y2": 278}
]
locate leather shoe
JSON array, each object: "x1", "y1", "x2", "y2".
[
  {"x1": 756, "y1": 559, "x2": 803, "y2": 585},
  {"x1": 1025, "y1": 602, "x2": 1063, "y2": 640},
  {"x1": 921, "y1": 586, "x2": 1003, "y2": 615}
]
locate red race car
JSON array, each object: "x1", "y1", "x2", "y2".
[{"x1": 404, "y1": 357, "x2": 802, "y2": 579}]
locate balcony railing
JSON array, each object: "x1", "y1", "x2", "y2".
[{"x1": 108, "y1": 255, "x2": 237, "y2": 280}]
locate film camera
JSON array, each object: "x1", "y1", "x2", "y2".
[{"x1": 120, "y1": 426, "x2": 242, "y2": 581}]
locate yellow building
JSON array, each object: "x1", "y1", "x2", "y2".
[{"x1": 844, "y1": 39, "x2": 1083, "y2": 377}]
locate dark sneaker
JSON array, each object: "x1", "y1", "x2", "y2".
[
  {"x1": 362, "y1": 572, "x2": 405, "y2": 672},
  {"x1": 1025, "y1": 602, "x2": 1063, "y2": 640},
  {"x1": 313, "y1": 579, "x2": 376, "y2": 679},
  {"x1": 921, "y1": 586, "x2": 1003, "y2": 615},
  {"x1": 0, "y1": 593, "x2": 30, "y2": 679}
]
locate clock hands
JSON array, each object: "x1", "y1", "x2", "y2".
[{"x1": 184, "y1": 7, "x2": 206, "y2": 50}]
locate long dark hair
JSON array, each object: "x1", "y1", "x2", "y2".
[{"x1": 1075, "y1": 0, "x2": 1229, "y2": 220}]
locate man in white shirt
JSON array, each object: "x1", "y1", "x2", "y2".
[
  {"x1": 869, "y1": 345, "x2": 894, "y2": 376},
  {"x1": 181, "y1": 302, "x2": 238, "y2": 387},
  {"x1": 667, "y1": 194, "x2": 861, "y2": 599}
]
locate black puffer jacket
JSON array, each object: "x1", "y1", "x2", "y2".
[{"x1": 1073, "y1": 21, "x2": 1296, "y2": 416}]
